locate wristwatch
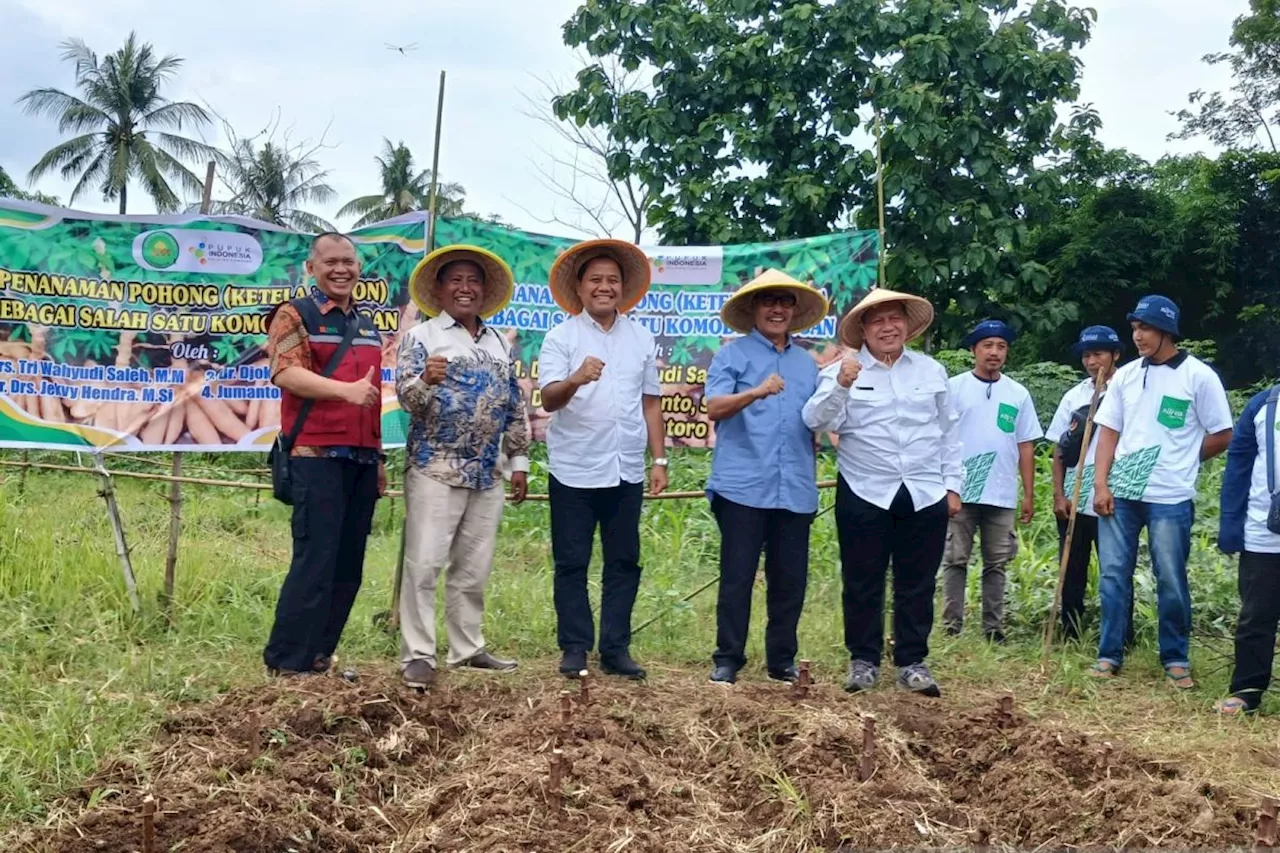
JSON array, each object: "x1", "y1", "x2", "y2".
[{"x1": 653, "y1": 457, "x2": 669, "y2": 467}]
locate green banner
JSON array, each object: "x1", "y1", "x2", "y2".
[{"x1": 0, "y1": 200, "x2": 877, "y2": 450}]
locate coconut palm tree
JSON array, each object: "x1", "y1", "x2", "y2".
[
  {"x1": 337, "y1": 139, "x2": 465, "y2": 227},
  {"x1": 18, "y1": 32, "x2": 217, "y2": 214},
  {"x1": 209, "y1": 136, "x2": 337, "y2": 232}
]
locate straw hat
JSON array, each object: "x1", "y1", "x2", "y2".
[
  {"x1": 409, "y1": 244, "x2": 514, "y2": 319},
  {"x1": 837, "y1": 287, "x2": 935, "y2": 350},
  {"x1": 548, "y1": 239, "x2": 651, "y2": 315},
  {"x1": 719, "y1": 269, "x2": 830, "y2": 335}
]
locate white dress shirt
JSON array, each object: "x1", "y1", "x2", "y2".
[
  {"x1": 803, "y1": 346, "x2": 963, "y2": 511},
  {"x1": 538, "y1": 311, "x2": 660, "y2": 488}
]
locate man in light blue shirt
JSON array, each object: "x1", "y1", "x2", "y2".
[{"x1": 705, "y1": 270, "x2": 829, "y2": 685}]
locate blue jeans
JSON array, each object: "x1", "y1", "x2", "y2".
[{"x1": 1096, "y1": 498, "x2": 1193, "y2": 669}]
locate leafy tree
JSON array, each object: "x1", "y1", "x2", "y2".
[
  {"x1": 1172, "y1": 0, "x2": 1280, "y2": 151},
  {"x1": 337, "y1": 139, "x2": 465, "y2": 227},
  {"x1": 17, "y1": 32, "x2": 217, "y2": 213},
  {"x1": 207, "y1": 130, "x2": 336, "y2": 232},
  {"x1": 0, "y1": 165, "x2": 60, "y2": 205},
  {"x1": 555, "y1": 0, "x2": 1094, "y2": 344}
]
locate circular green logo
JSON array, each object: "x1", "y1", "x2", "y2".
[{"x1": 141, "y1": 231, "x2": 180, "y2": 268}]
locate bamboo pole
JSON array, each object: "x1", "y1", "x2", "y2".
[
  {"x1": 388, "y1": 70, "x2": 447, "y2": 633},
  {"x1": 874, "y1": 109, "x2": 887, "y2": 289},
  {"x1": 17, "y1": 449, "x2": 29, "y2": 495},
  {"x1": 1042, "y1": 363, "x2": 1112, "y2": 659},
  {"x1": 94, "y1": 452, "x2": 141, "y2": 615},
  {"x1": 162, "y1": 161, "x2": 216, "y2": 625}
]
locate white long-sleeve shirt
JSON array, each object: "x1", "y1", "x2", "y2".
[{"x1": 803, "y1": 346, "x2": 963, "y2": 511}]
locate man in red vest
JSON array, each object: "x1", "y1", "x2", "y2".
[{"x1": 263, "y1": 231, "x2": 386, "y2": 677}]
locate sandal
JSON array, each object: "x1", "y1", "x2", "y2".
[
  {"x1": 1164, "y1": 666, "x2": 1196, "y2": 691},
  {"x1": 1088, "y1": 660, "x2": 1118, "y2": 679},
  {"x1": 1212, "y1": 696, "x2": 1256, "y2": 717}
]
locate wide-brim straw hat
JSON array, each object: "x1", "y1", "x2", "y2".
[
  {"x1": 720, "y1": 269, "x2": 830, "y2": 335},
  {"x1": 549, "y1": 239, "x2": 651, "y2": 315},
  {"x1": 837, "y1": 287, "x2": 935, "y2": 350},
  {"x1": 410, "y1": 244, "x2": 514, "y2": 319}
]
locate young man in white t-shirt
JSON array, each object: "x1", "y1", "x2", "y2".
[
  {"x1": 941, "y1": 320, "x2": 1043, "y2": 642},
  {"x1": 1214, "y1": 385, "x2": 1280, "y2": 715},
  {"x1": 1045, "y1": 325, "x2": 1131, "y2": 643},
  {"x1": 1090, "y1": 295, "x2": 1233, "y2": 688}
]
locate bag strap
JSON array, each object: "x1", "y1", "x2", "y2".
[
  {"x1": 281, "y1": 300, "x2": 363, "y2": 450},
  {"x1": 1267, "y1": 385, "x2": 1280, "y2": 495}
]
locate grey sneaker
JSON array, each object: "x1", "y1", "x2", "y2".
[
  {"x1": 843, "y1": 659, "x2": 879, "y2": 693},
  {"x1": 897, "y1": 662, "x2": 941, "y2": 697},
  {"x1": 402, "y1": 659, "x2": 436, "y2": 689}
]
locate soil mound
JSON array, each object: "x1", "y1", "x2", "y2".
[{"x1": 12, "y1": 668, "x2": 1255, "y2": 851}]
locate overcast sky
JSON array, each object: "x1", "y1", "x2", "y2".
[{"x1": 0, "y1": 0, "x2": 1249, "y2": 239}]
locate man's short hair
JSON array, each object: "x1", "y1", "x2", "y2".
[{"x1": 310, "y1": 231, "x2": 354, "y2": 258}]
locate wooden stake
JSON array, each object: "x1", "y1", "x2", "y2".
[
  {"x1": 794, "y1": 659, "x2": 812, "y2": 700},
  {"x1": 141, "y1": 794, "x2": 156, "y2": 853},
  {"x1": 859, "y1": 715, "x2": 876, "y2": 782},
  {"x1": 996, "y1": 694, "x2": 1014, "y2": 730},
  {"x1": 578, "y1": 670, "x2": 591, "y2": 704},
  {"x1": 162, "y1": 162, "x2": 215, "y2": 627},
  {"x1": 1257, "y1": 797, "x2": 1277, "y2": 850},
  {"x1": 94, "y1": 453, "x2": 140, "y2": 615},
  {"x1": 549, "y1": 749, "x2": 565, "y2": 809},
  {"x1": 1101, "y1": 741, "x2": 1113, "y2": 778},
  {"x1": 560, "y1": 690, "x2": 573, "y2": 726},
  {"x1": 1043, "y1": 362, "x2": 1112, "y2": 659}
]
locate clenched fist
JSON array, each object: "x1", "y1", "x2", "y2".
[
  {"x1": 423, "y1": 355, "x2": 448, "y2": 386},
  {"x1": 836, "y1": 355, "x2": 862, "y2": 388},
  {"x1": 571, "y1": 356, "x2": 605, "y2": 387},
  {"x1": 755, "y1": 373, "x2": 785, "y2": 399}
]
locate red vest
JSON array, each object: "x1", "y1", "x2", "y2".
[{"x1": 278, "y1": 298, "x2": 383, "y2": 449}]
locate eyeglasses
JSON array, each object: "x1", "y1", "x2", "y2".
[{"x1": 756, "y1": 293, "x2": 797, "y2": 308}]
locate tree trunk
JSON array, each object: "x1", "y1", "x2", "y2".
[{"x1": 118, "y1": 185, "x2": 127, "y2": 215}]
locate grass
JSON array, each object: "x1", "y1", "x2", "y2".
[{"x1": 0, "y1": 446, "x2": 1271, "y2": 829}]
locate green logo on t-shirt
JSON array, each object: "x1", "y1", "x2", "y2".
[
  {"x1": 961, "y1": 451, "x2": 997, "y2": 503},
  {"x1": 1157, "y1": 396, "x2": 1190, "y2": 429},
  {"x1": 997, "y1": 402, "x2": 1018, "y2": 434}
]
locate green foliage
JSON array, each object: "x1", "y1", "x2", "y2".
[
  {"x1": 1005, "y1": 361, "x2": 1083, "y2": 427},
  {"x1": 207, "y1": 136, "x2": 336, "y2": 232},
  {"x1": 556, "y1": 0, "x2": 1094, "y2": 347},
  {"x1": 17, "y1": 32, "x2": 218, "y2": 214},
  {"x1": 0, "y1": 167, "x2": 59, "y2": 206},
  {"x1": 336, "y1": 139, "x2": 465, "y2": 228}
]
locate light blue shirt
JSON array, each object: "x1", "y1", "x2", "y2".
[{"x1": 705, "y1": 330, "x2": 819, "y2": 514}]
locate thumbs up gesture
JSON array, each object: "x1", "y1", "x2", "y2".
[
  {"x1": 346, "y1": 366, "x2": 382, "y2": 408},
  {"x1": 424, "y1": 354, "x2": 448, "y2": 386}
]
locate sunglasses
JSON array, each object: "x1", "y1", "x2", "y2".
[{"x1": 756, "y1": 293, "x2": 797, "y2": 308}]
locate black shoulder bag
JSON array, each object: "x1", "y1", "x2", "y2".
[
  {"x1": 269, "y1": 306, "x2": 361, "y2": 505},
  {"x1": 1058, "y1": 394, "x2": 1104, "y2": 469}
]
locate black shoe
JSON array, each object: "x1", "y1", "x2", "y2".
[
  {"x1": 559, "y1": 650, "x2": 588, "y2": 677},
  {"x1": 601, "y1": 653, "x2": 647, "y2": 680},
  {"x1": 709, "y1": 665, "x2": 737, "y2": 684},
  {"x1": 312, "y1": 654, "x2": 332, "y2": 673},
  {"x1": 985, "y1": 630, "x2": 1007, "y2": 645},
  {"x1": 402, "y1": 659, "x2": 436, "y2": 690},
  {"x1": 944, "y1": 623, "x2": 962, "y2": 637},
  {"x1": 767, "y1": 665, "x2": 800, "y2": 684}
]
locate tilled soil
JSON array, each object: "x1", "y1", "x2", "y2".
[{"x1": 10, "y1": 667, "x2": 1257, "y2": 852}]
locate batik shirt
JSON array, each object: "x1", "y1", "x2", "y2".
[{"x1": 395, "y1": 312, "x2": 530, "y2": 490}]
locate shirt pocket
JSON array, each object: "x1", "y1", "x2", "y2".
[
  {"x1": 845, "y1": 386, "x2": 892, "y2": 428},
  {"x1": 901, "y1": 380, "x2": 947, "y2": 426}
]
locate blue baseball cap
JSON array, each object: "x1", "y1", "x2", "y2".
[
  {"x1": 1071, "y1": 325, "x2": 1124, "y2": 357},
  {"x1": 1126, "y1": 294, "x2": 1181, "y2": 339},
  {"x1": 961, "y1": 319, "x2": 1017, "y2": 349}
]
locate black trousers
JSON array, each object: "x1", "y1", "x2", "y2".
[
  {"x1": 1230, "y1": 551, "x2": 1280, "y2": 709},
  {"x1": 549, "y1": 475, "x2": 644, "y2": 659},
  {"x1": 711, "y1": 495, "x2": 812, "y2": 672},
  {"x1": 1056, "y1": 515, "x2": 1133, "y2": 644},
  {"x1": 263, "y1": 457, "x2": 379, "y2": 672},
  {"x1": 835, "y1": 478, "x2": 948, "y2": 668}
]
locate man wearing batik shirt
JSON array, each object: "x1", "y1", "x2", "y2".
[
  {"x1": 1090, "y1": 295, "x2": 1233, "y2": 689},
  {"x1": 395, "y1": 245, "x2": 530, "y2": 690},
  {"x1": 941, "y1": 319, "x2": 1042, "y2": 643}
]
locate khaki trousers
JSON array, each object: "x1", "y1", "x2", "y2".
[
  {"x1": 399, "y1": 467, "x2": 505, "y2": 667},
  {"x1": 941, "y1": 503, "x2": 1018, "y2": 635}
]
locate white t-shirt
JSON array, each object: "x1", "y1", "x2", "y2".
[
  {"x1": 1047, "y1": 377, "x2": 1102, "y2": 517},
  {"x1": 1093, "y1": 353, "x2": 1233, "y2": 505},
  {"x1": 949, "y1": 372, "x2": 1043, "y2": 509}
]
